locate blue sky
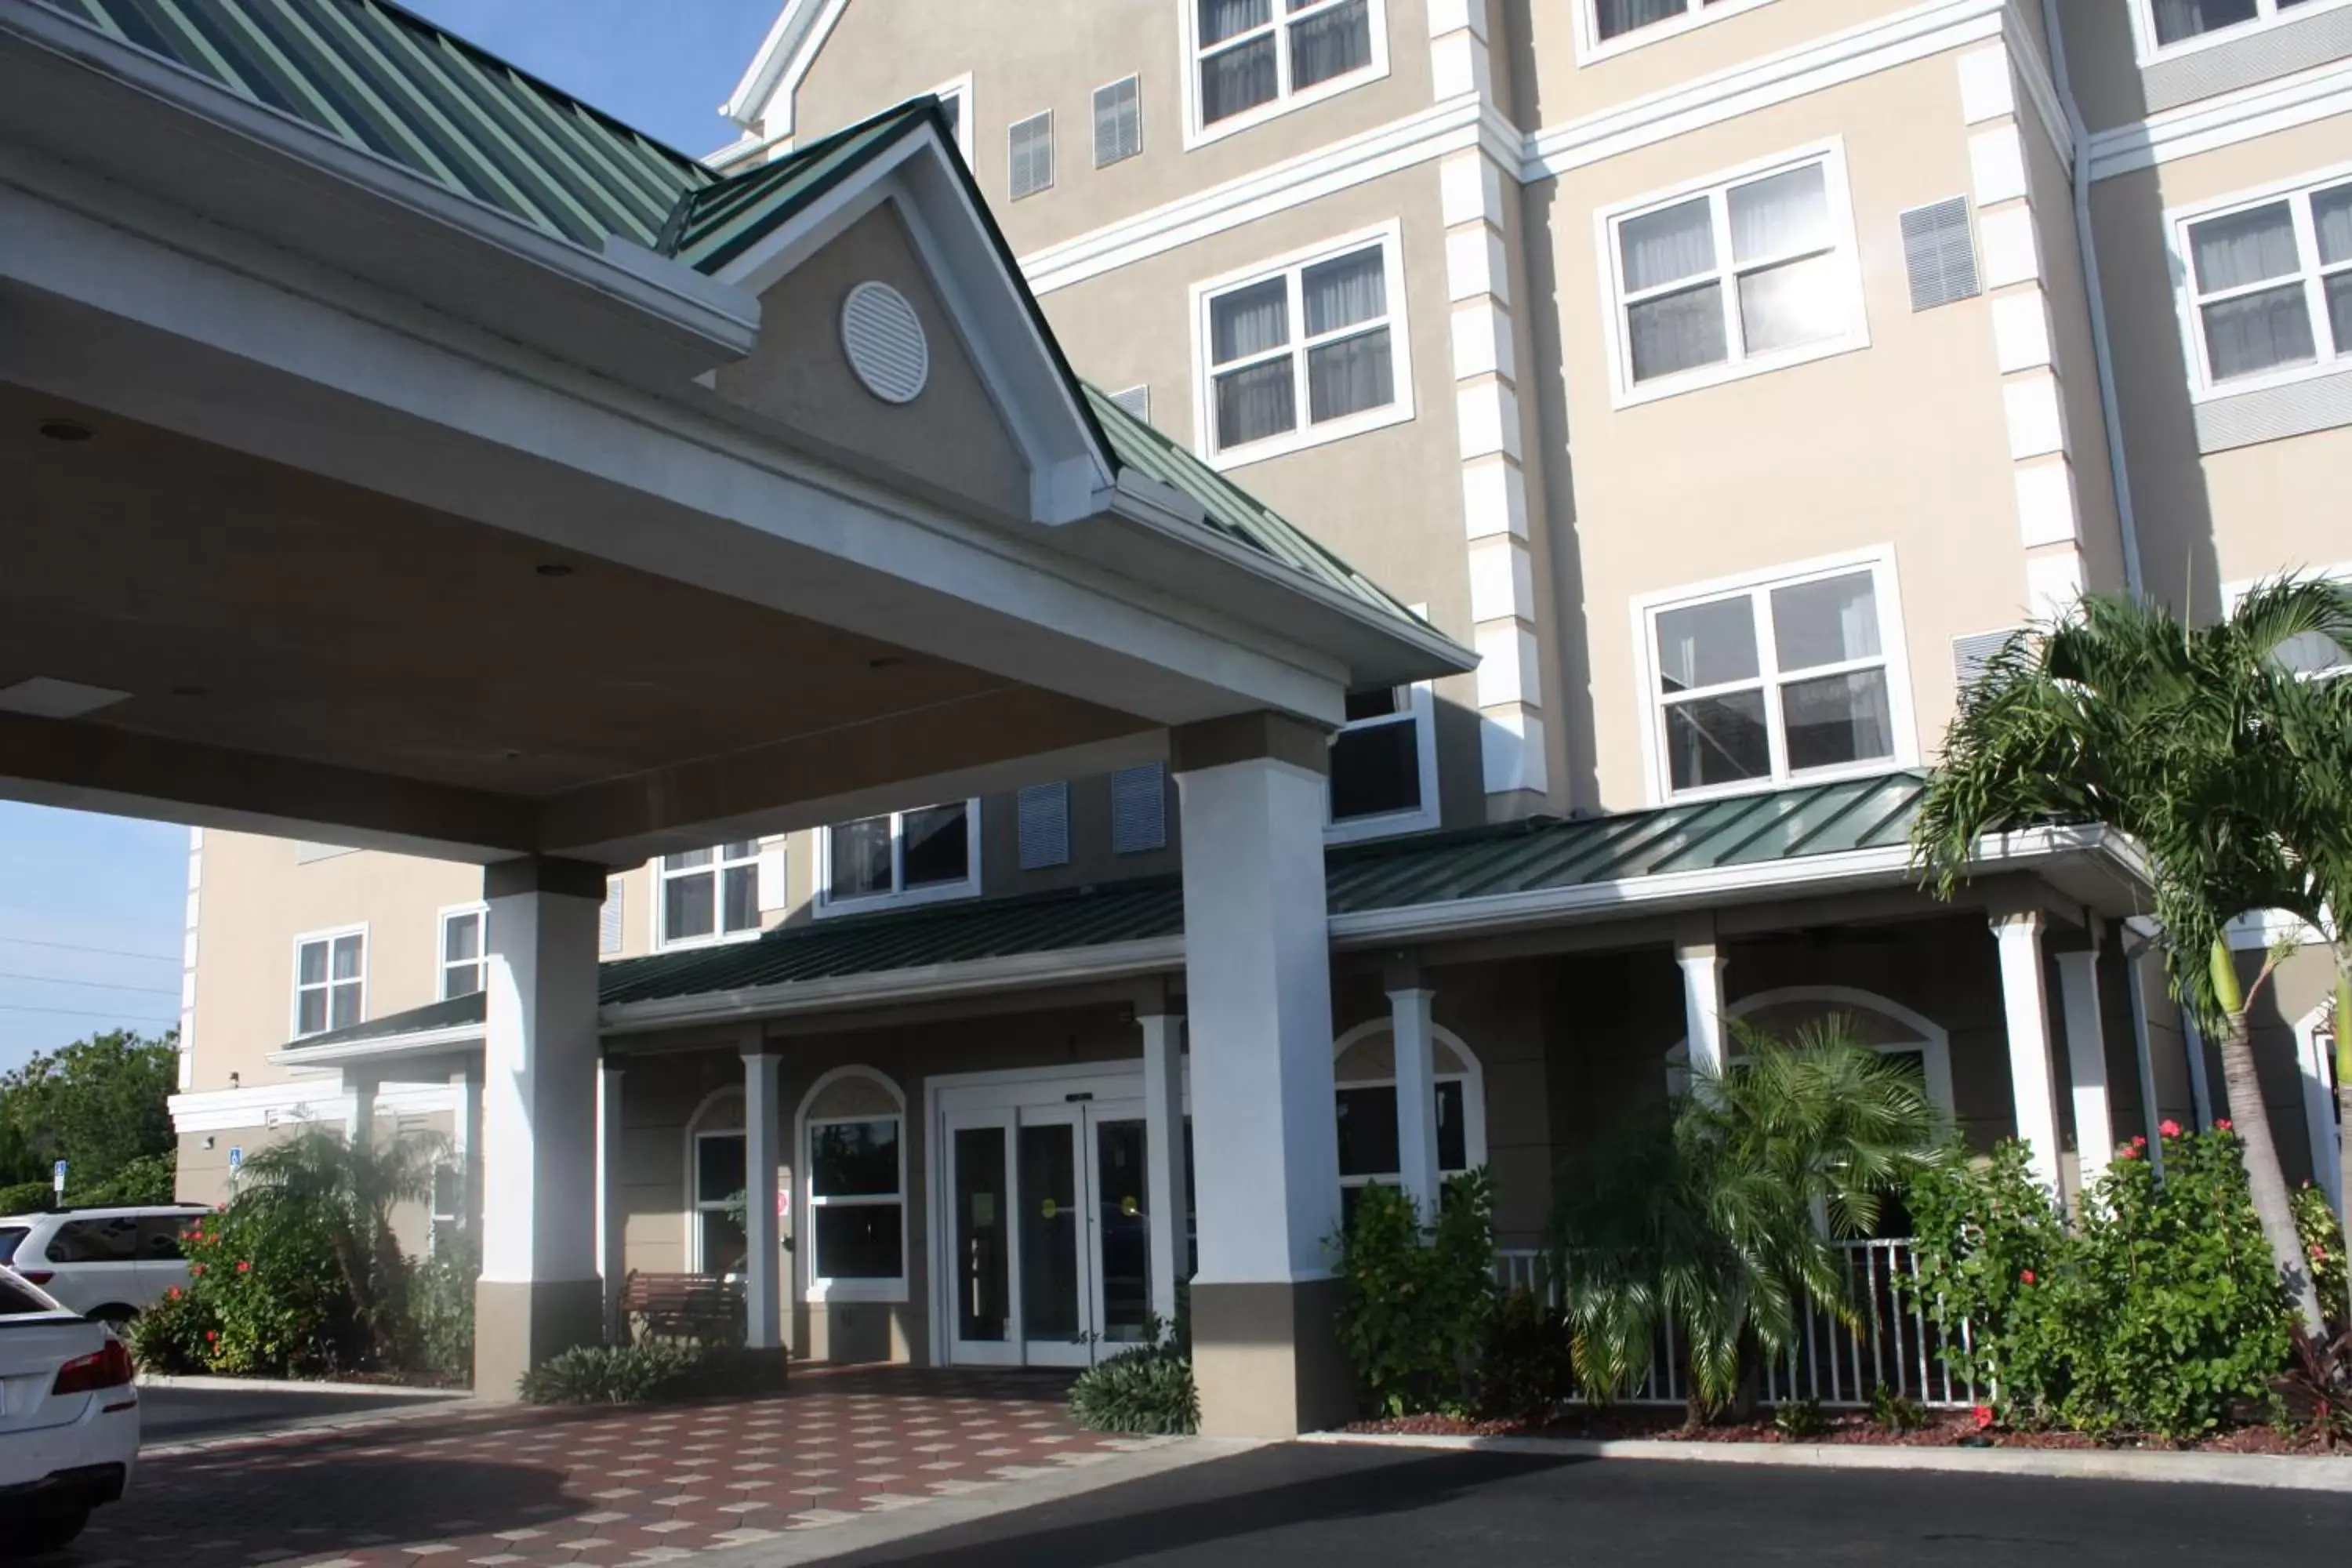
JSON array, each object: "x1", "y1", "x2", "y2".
[{"x1": 0, "y1": 2, "x2": 782, "y2": 1073}]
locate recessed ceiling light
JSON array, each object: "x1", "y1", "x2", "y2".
[
  {"x1": 0, "y1": 676, "x2": 132, "y2": 718},
  {"x1": 38, "y1": 419, "x2": 93, "y2": 442},
  {"x1": 535, "y1": 562, "x2": 573, "y2": 579}
]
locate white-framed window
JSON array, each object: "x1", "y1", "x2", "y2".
[
  {"x1": 437, "y1": 905, "x2": 487, "y2": 1001},
  {"x1": 1183, "y1": 0, "x2": 1388, "y2": 148},
  {"x1": 2222, "y1": 565, "x2": 2351, "y2": 680},
  {"x1": 685, "y1": 1090, "x2": 749, "y2": 1276},
  {"x1": 1577, "y1": 0, "x2": 1779, "y2": 62},
  {"x1": 1191, "y1": 222, "x2": 1414, "y2": 466},
  {"x1": 1332, "y1": 1021, "x2": 1486, "y2": 1223},
  {"x1": 798, "y1": 1068, "x2": 907, "y2": 1303},
  {"x1": 931, "y1": 72, "x2": 974, "y2": 162},
  {"x1": 291, "y1": 925, "x2": 365, "y2": 1039},
  {"x1": 2129, "y1": 0, "x2": 2352, "y2": 61},
  {"x1": 2169, "y1": 167, "x2": 2352, "y2": 400},
  {"x1": 1635, "y1": 549, "x2": 1916, "y2": 803},
  {"x1": 1599, "y1": 142, "x2": 1867, "y2": 406},
  {"x1": 816, "y1": 800, "x2": 980, "y2": 916},
  {"x1": 1094, "y1": 74, "x2": 1143, "y2": 167},
  {"x1": 657, "y1": 841, "x2": 764, "y2": 949},
  {"x1": 1326, "y1": 680, "x2": 1439, "y2": 842}
]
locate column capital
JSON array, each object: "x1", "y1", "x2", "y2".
[
  {"x1": 485, "y1": 855, "x2": 608, "y2": 902},
  {"x1": 1169, "y1": 710, "x2": 1329, "y2": 778},
  {"x1": 737, "y1": 1029, "x2": 780, "y2": 1061},
  {"x1": 1381, "y1": 953, "x2": 1429, "y2": 996},
  {"x1": 1989, "y1": 906, "x2": 2045, "y2": 935}
]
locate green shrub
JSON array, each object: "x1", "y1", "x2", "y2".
[
  {"x1": 176, "y1": 1202, "x2": 357, "y2": 1377},
  {"x1": 1069, "y1": 1338, "x2": 1198, "y2": 1436},
  {"x1": 74, "y1": 1151, "x2": 178, "y2": 1207},
  {"x1": 127, "y1": 1283, "x2": 216, "y2": 1374},
  {"x1": 1907, "y1": 1127, "x2": 2295, "y2": 1441},
  {"x1": 1773, "y1": 1397, "x2": 1828, "y2": 1438},
  {"x1": 412, "y1": 1235, "x2": 480, "y2": 1385},
  {"x1": 517, "y1": 1341, "x2": 785, "y2": 1406},
  {"x1": 0, "y1": 1179, "x2": 54, "y2": 1216},
  {"x1": 1475, "y1": 1286, "x2": 1574, "y2": 1422},
  {"x1": 1869, "y1": 1383, "x2": 1927, "y2": 1434},
  {"x1": 1336, "y1": 1171, "x2": 1497, "y2": 1418},
  {"x1": 2292, "y1": 1181, "x2": 2347, "y2": 1328}
]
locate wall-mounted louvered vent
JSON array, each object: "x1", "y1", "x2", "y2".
[
  {"x1": 599, "y1": 877, "x2": 624, "y2": 955},
  {"x1": 840, "y1": 281, "x2": 928, "y2": 404},
  {"x1": 1109, "y1": 384, "x2": 1151, "y2": 424},
  {"x1": 1009, "y1": 110, "x2": 1054, "y2": 199},
  {"x1": 1900, "y1": 197, "x2": 1980, "y2": 311},
  {"x1": 1111, "y1": 764, "x2": 1167, "y2": 855},
  {"x1": 1952, "y1": 627, "x2": 2020, "y2": 689},
  {"x1": 1018, "y1": 782, "x2": 1072, "y2": 869},
  {"x1": 1094, "y1": 76, "x2": 1142, "y2": 166}
]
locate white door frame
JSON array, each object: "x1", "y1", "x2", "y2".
[{"x1": 939, "y1": 1105, "x2": 1021, "y2": 1367}]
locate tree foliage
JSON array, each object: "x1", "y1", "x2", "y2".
[
  {"x1": 238, "y1": 1123, "x2": 446, "y2": 1368},
  {"x1": 0, "y1": 1029, "x2": 178, "y2": 1197},
  {"x1": 1336, "y1": 1171, "x2": 1498, "y2": 1417}
]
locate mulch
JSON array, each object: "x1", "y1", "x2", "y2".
[{"x1": 1345, "y1": 1406, "x2": 2347, "y2": 1456}]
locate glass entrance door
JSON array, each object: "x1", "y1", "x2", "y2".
[
  {"x1": 1018, "y1": 1108, "x2": 1088, "y2": 1367},
  {"x1": 944, "y1": 1110, "x2": 1018, "y2": 1366}
]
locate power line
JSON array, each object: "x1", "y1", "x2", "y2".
[
  {"x1": 0, "y1": 935, "x2": 180, "y2": 964},
  {"x1": 0, "y1": 1004, "x2": 176, "y2": 1022},
  {"x1": 0, "y1": 969, "x2": 182, "y2": 996}
]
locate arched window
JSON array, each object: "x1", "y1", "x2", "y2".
[
  {"x1": 1332, "y1": 1020, "x2": 1487, "y2": 1222},
  {"x1": 1665, "y1": 985, "x2": 1956, "y2": 1114},
  {"x1": 683, "y1": 1088, "x2": 747, "y2": 1276},
  {"x1": 797, "y1": 1067, "x2": 908, "y2": 1303}
]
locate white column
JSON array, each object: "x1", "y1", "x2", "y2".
[
  {"x1": 1386, "y1": 975, "x2": 1441, "y2": 1222},
  {"x1": 1677, "y1": 936, "x2": 1730, "y2": 1094},
  {"x1": 2182, "y1": 1008, "x2": 2216, "y2": 1130},
  {"x1": 2123, "y1": 928, "x2": 2166, "y2": 1181},
  {"x1": 1992, "y1": 910, "x2": 2063, "y2": 1196},
  {"x1": 477, "y1": 859, "x2": 607, "y2": 1396},
  {"x1": 451, "y1": 1068, "x2": 483, "y2": 1232},
  {"x1": 1140, "y1": 1011, "x2": 1189, "y2": 1330},
  {"x1": 345, "y1": 1073, "x2": 377, "y2": 1145},
  {"x1": 596, "y1": 1059, "x2": 625, "y2": 1334},
  {"x1": 1173, "y1": 713, "x2": 1342, "y2": 1438},
  {"x1": 741, "y1": 1043, "x2": 782, "y2": 1352},
  {"x1": 2054, "y1": 938, "x2": 2114, "y2": 1196}
]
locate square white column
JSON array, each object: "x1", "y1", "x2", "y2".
[
  {"x1": 1172, "y1": 713, "x2": 1345, "y2": 1437},
  {"x1": 1386, "y1": 975, "x2": 1441, "y2": 1221},
  {"x1": 1992, "y1": 910, "x2": 2063, "y2": 1196},
  {"x1": 451, "y1": 1067, "x2": 484, "y2": 1232},
  {"x1": 2122, "y1": 924, "x2": 2167, "y2": 1181},
  {"x1": 477, "y1": 858, "x2": 608, "y2": 1396},
  {"x1": 1677, "y1": 927, "x2": 1730, "y2": 1094},
  {"x1": 595, "y1": 1058, "x2": 625, "y2": 1332},
  {"x1": 1139, "y1": 1011, "x2": 1189, "y2": 1329},
  {"x1": 2055, "y1": 941, "x2": 2114, "y2": 1195},
  {"x1": 741, "y1": 1043, "x2": 782, "y2": 1351},
  {"x1": 344, "y1": 1073, "x2": 378, "y2": 1145}
]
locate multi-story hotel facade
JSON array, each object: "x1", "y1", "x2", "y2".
[{"x1": 165, "y1": 0, "x2": 2347, "y2": 1431}]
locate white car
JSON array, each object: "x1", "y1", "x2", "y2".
[
  {"x1": 0, "y1": 1205, "x2": 209, "y2": 1323},
  {"x1": 0, "y1": 1266, "x2": 138, "y2": 1555}
]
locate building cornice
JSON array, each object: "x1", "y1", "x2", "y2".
[{"x1": 2084, "y1": 56, "x2": 2352, "y2": 181}]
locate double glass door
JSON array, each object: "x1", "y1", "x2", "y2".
[{"x1": 944, "y1": 1099, "x2": 1152, "y2": 1367}]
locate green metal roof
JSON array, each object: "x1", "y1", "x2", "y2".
[
  {"x1": 47, "y1": 0, "x2": 711, "y2": 249},
  {"x1": 292, "y1": 773, "x2": 1934, "y2": 1047}
]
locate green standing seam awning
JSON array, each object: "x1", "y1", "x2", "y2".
[{"x1": 293, "y1": 773, "x2": 1936, "y2": 1046}]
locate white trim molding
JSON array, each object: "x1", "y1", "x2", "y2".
[
  {"x1": 2125, "y1": 0, "x2": 2352, "y2": 66},
  {"x1": 2087, "y1": 57, "x2": 2352, "y2": 180},
  {"x1": 169, "y1": 1077, "x2": 458, "y2": 1136},
  {"x1": 178, "y1": 826, "x2": 201, "y2": 1092}
]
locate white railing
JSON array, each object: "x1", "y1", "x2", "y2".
[{"x1": 1494, "y1": 1239, "x2": 1979, "y2": 1410}]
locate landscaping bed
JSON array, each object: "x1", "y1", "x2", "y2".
[{"x1": 1345, "y1": 1406, "x2": 2347, "y2": 1457}]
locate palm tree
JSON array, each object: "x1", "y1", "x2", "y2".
[
  {"x1": 241, "y1": 1123, "x2": 448, "y2": 1367},
  {"x1": 1913, "y1": 576, "x2": 2352, "y2": 1338},
  {"x1": 1551, "y1": 1019, "x2": 1944, "y2": 1421}
]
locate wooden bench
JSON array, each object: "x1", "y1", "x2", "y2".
[{"x1": 617, "y1": 1271, "x2": 745, "y2": 1345}]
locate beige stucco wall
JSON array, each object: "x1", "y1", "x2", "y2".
[
  {"x1": 2087, "y1": 113, "x2": 2352, "y2": 615},
  {"x1": 784, "y1": 0, "x2": 1436, "y2": 260},
  {"x1": 1530, "y1": 56, "x2": 2043, "y2": 811}
]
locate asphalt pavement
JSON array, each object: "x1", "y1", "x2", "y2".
[
  {"x1": 798, "y1": 1440, "x2": 2352, "y2": 1567},
  {"x1": 136, "y1": 1383, "x2": 463, "y2": 1444}
]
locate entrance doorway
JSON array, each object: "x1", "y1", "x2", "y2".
[{"x1": 935, "y1": 1070, "x2": 1162, "y2": 1367}]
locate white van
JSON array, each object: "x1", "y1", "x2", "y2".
[{"x1": 0, "y1": 1206, "x2": 211, "y2": 1323}]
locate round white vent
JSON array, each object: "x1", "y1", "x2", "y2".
[{"x1": 840, "y1": 281, "x2": 929, "y2": 405}]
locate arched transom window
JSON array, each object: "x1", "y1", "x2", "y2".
[{"x1": 1332, "y1": 1020, "x2": 1487, "y2": 1221}]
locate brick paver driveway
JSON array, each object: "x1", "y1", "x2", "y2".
[{"x1": 72, "y1": 1367, "x2": 1160, "y2": 1566}]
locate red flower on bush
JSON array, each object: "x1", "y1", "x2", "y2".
[
  {"x1": 237, "y1": 1261, "x2": 251, "y2": 1273},
  {"x1": 205, "y1": 1330, "x2": 218, "y2": 1343},
  {"x1": 166, "y1": 1287, "x2": 182, "y2": 1301},
  {"x1": 2314, "y1": 1245, "x2": 2329, "y2": 1264},
  {"x1": 2118, "y1": 1143, "x2": 2141, "y2": 1160},
  {"x1": 2216, "y1": 1118, "x2": 2233, "y2": 1131},
  {"x1": 189, "y1": 1263, "x2": 204, "y2": 1276},
  {"x1": 2019, "y1": 1269, "x2": 2037, "y2": 1285},
  {"x1": 2158, "y1": 1119, "x2": 2183, "y2": 1138},
  {"x1": 1973, "y1": 1404, "x2": 1997, "y2": 1432}
]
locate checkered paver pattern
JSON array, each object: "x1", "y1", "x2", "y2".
[{"x1": 82, "y1": 1367, "x2": 1161, "y2": 1566}]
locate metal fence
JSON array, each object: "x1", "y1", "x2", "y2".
[{"x1": 1495, "y1": 1239, "x2": 1980, "y2": 1409}]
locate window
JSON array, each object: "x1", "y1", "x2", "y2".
[
  {"x1": 438, "y1": 906, "x2": 486, "y2": 1000},
  {"x1": 1009, "y1": 110, "x2": 1054, "y2": 200},
  {"x1": 799, "y1": 1069, "x2": 906, "y2": 1301},
  {"x1": 692, "y1": 1129, "x2": 748, "y2": 1276},
  {"x1": 818, "y1": 801, "x2": 978, "y2": 913},
  {"x1": 2223, "y1": 568, "x2": 2350, "y2": 680},
  {"x1": 931, "y1": 73, "x2": 973, "y2": 161},
  {"x1": 1327, "y1": 681, "x2": 1439, "y2": 841},
  {"x1": 1642, "y1": 554, "x2": 1911, "y2": 800},
  {"x1": 1094, "y1": 75, "x2": 1142, "y2": 167},
  {"x1": 658, "y1": 842, "x2": 761, "y2": 948},
  {"x1": 1604, "y1": 147, "x2": 1865, "y2": 402},
  {"x1": 2176, "y1": 174, "x2": 2352, "y2": 396},
  {"x1": 1332, "y1": 1024, "x2": 1486, "y2": 1226},
  {"x1": 292, "y1": 927, "x2": 365, "y2": 1038},
  {"x1": 2138, "y1": 0, "x2": 2342, "y2": 55},
  {"x1": 1196, "y1": 225, "x2": 1411, "y2": 463},
  {"x1": 1584, "y1": 0, "x2": 1776, "y2": 54},
  {"x1": 1188, "y1": 0, "x2": 1384, "y2": 143}
]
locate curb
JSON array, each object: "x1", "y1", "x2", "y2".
[
  {"x1": 137, "y1": 1374, "x2": 470, "y2": 1399},
  {"x1": 1300, "y1": 1430, "x2": 2352, "y2": 1491},
  {"x1": 140, "y1": 1396, "x2": 477, "y2": 1458}
]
